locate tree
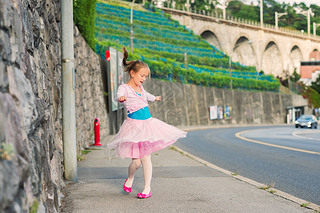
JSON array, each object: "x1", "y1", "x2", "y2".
[
  {"x1": 290, "y1": 68, "x2": 301, "y2": 82},
  {"x1": 236, "y1": 4, "x2": 258, "y2": 21},
  {"x1": 310, "y1": 74, "x2": 320, "y2": 95}
]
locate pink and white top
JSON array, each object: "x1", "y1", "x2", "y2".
[{"x1": 116, "y1": 84, "x2": 156, "y2": 114}]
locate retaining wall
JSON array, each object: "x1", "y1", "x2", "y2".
[{"x1": 143, "y1": 80, "x2": 310, "y2": 127}]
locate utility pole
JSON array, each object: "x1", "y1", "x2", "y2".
[
  {"x1": 184, "y1": 52, "x2": 187, "y2": 69},
  {"x1": 220, "y1": 0, "x2": 232, "y2": 20},
  {"x1": 186, "y1": 0, "x2": 190, "y2": 13},
  {"x1": 296, "y1": 8, "x2": 314, "y2": 37},
  {"x1": 130, "y1": 0, "x2": 136, "y2": 54},
  {"x1": 61, "y1": 0, "x2": 77, "y2": 182}
]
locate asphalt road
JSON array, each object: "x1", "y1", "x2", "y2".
[{"x1": 175, "y1": 125, "x2": 320, "y2": 205}]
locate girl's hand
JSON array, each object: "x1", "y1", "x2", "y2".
[
  {"x1": 155, "y1": 96, "x2": 161, "y2": 101},
  {"x1": 119, "y1": 96, "x2": 127, "y2": 102}
]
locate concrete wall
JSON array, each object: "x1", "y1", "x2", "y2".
[{"x1": 143, "y1": 79, "x2": 310, "y2": 127}]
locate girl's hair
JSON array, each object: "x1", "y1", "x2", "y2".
[{"x1": 122, "y1": 47, "x2": 149, "y2": 74}]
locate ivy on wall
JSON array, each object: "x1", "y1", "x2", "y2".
[{"x1": 73, "y1": 0, "x2": 97, "y2": 50}]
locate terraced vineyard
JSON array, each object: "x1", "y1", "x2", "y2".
[{"x1": 95, "y1": 1, "x2": 280, "y2": 91}]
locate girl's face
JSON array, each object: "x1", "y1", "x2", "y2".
[{"x1": 130, "y1": 67, "x2": 150, "y2": 86}]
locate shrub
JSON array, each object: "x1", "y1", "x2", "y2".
[{"x1": 73, "y1": 0, "x2": 97, "y2": 50}]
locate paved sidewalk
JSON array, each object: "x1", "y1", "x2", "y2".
[{"x1": 61, "y1": 135, "x2": 316, "y2": 213}]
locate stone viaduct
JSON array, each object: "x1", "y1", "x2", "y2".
[{"x1": 160, "y1": 7, "x2": 320, "y2": 77}]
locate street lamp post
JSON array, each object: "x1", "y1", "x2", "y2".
[
  {"x1": 130, "y1": 0, "x2": 136, "y2": 54},
  {"x1": 308, "y1": 9, "x2": 311, "y2": 36},
  {"x1": 259, "y1": 0, "x2": 263, "y2": 28},
  {"x1": 219, "y1": 0, "x2": 232, "y2": 20},
  {"x1": 275, "y1": 12, "x2": 287, "y2": 30},
  {"x1": 313, "y1": 22, "x2": 320, "y2": 36},
  {"x1": 186, "y1": 0, "x2": 190, "y2": 13},
  {"x1": 296, "y1": 8, "x2": 314, "y2": 37}
]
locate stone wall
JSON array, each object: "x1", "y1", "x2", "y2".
[
  {"x1": 74, "y1": 27, "x2": 109, "y2": 151},
  {"x1": 0, "y1": 0, "x2": 63, "y2": 212},
  {"x1": 0, "y1": 0, "x2": 109, "y2": 212}
]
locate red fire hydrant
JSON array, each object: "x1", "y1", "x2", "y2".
[{"x1": 94, "y1": 118, "x2": 102, "y2": 146}]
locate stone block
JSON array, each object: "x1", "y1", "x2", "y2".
[
  {"x1": 0, "y1": 161, "x2": 20, "y2": 211},
  {"x1": 0, "y1": 61, "x2": 8, "y2": 91},
  {"x1": 25, "y1": 9, "x2": 35, "y2": 53},
  {"x1": 0, "y1": 31, "x2": 12, "y2": 61},
  {"x1": 0, "y1": 0, "x2": 8, "y2": 28},
  {"x1": 8, "y1": 66, "x2": 36, "y2": 134}
]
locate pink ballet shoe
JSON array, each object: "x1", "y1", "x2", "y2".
[
  {"x1": 123, "y1": 179, "x2": 132, "y2": 193},
  {"x1": 137, "y1": 191, "x2": 152, "y2": 199}
]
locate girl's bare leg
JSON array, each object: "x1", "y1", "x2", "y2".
[
  {"x1": 125, "y1": 158, "x2": 141, "y2": 187},
  {"x1": 141, "y1": 155, "x2": 152, "y2": 194}
]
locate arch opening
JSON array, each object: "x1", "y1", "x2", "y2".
[
  {"x1": 200, "y1": 30, "x2": 222, "y2": 50},
  {"x1": 309, "y1": 49, "x2": 320, "y2": 61},
  {"x1": 231, "y1": 36, "x2": 256, "y2": 67},
  {"x1": 261, "y1": 41, "x2": 283, "y2": 76},
  {"x1": 289, "y1": 45, "x2": 302, "y2": 75}
]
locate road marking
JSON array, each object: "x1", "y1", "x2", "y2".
[
  {"x1": 292, "y1": 130, "x2": 320, "y2": 141},
  {"x1": 235, "y1": 130, "x2": 320, "y2": 156}
]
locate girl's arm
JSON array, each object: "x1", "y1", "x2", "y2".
[
  {"x1": 146, "y1": 91, "x2": 161, "y2": 101},
  {"x1": 155, "y1": 96, "x2": 161, "y2": 101},
  {"x1": 145, "y1": 91, "x2": 156, "y2": 102},
  {"x1": 117, "y1": 85, "x2": 127, "y2": 102}
]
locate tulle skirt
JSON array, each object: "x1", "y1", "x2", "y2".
[{"x1": 107, "y1": 117, "x2": 187, "y2": 159}]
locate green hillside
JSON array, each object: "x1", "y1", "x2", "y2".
[{"x1": 95, "y1": 1, "x2": 280, "y2": 92}]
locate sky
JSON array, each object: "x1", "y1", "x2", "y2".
[{"x1": 240, "y1": 0, "x2": 320, "y2": 6}]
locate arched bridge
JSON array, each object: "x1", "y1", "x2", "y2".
[{"x1": 160, "y1": 7, "x2": 320, "y2": 77}]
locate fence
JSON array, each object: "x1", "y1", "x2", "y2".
[{"x1": 159, "y1": 5, "x2": 320, "y2": 41}]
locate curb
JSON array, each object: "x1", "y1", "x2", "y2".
[
  {"x1": 170, "y1": 145, "x2": 320, "y2": 212},
  {"x1": 180, "y1": 123, "x2": 291, "y2": 132}
]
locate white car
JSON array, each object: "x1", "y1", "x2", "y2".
[{"x1": 295, "y1": 115, "x2": 318, "y2": 129}]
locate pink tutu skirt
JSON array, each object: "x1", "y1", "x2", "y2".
[{"x1": 107, "y1": 117, "x2": 187, "y2": 159}]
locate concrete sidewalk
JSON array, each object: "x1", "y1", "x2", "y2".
[{"x1": 61, "y1": 135, "x2": 316, "y2": 213}]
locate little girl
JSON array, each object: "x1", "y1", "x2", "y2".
[{"x1": 107, "y1": 47, "x2": 187, "y2": 199}]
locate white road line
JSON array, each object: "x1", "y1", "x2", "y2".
[
  {"x1": 235, "y1": 130, "x2": 320, "y2": 155},
  {"x1": 292, "y1": 130, "x2": 320, "y2": 141}
]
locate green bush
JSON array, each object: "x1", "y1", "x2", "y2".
[
  {"x1": 143, "y1": 58, "x2": 280, "y2": 91},
  {"x1": 301, "y1": 84, "x2": 320, "y2": 108},
  {"x1": 74, "y1": 0, "x2": 97, "y2": 50}
]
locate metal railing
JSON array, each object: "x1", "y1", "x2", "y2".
[{"x1": 158, "y1": 5, "x2": 320, "y2": 41}]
